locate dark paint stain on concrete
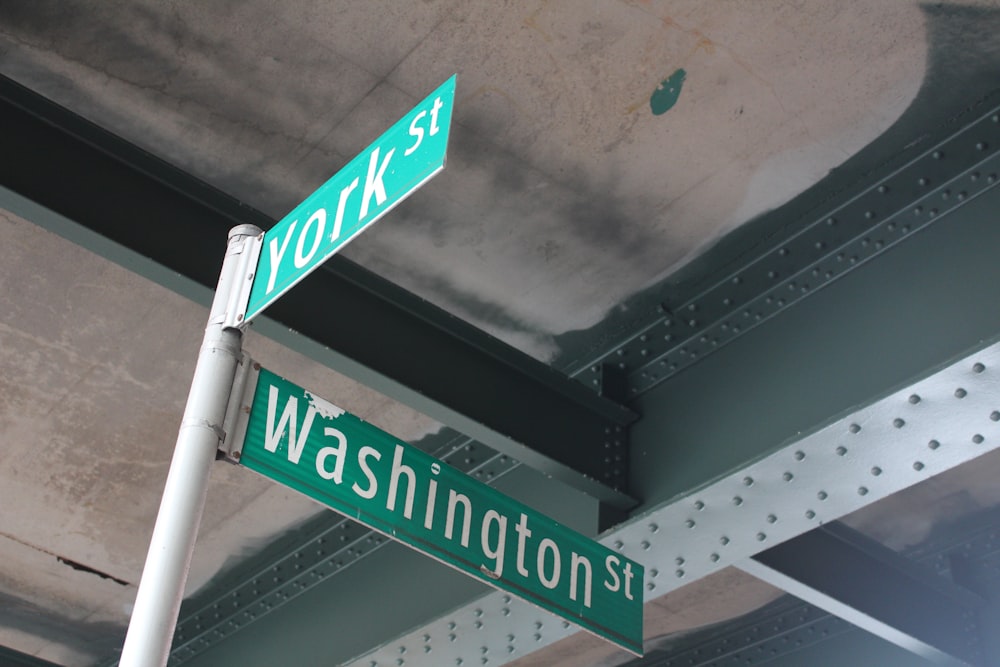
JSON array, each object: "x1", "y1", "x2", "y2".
[
  {"x1": 352, "y1": 117, "x2": 670, "y2": 350},
  {"x1": 57, "y1": 556, "x2": 130, "y2": 586},
  {"x1": 650, "y1": 68, "x2": 686, "y2": 115}
]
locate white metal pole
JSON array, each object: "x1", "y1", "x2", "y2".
[{"x1": 119, "y1": 224, "x2": 261, "y2": 667}]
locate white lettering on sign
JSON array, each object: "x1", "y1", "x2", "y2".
[
  {"x1": 602, "y1": 555, "x2": 636, "y2": 601},
  {"x1": 481, "y1": 509, "x2": 507, "y2": 578},
  {"x1": 316, "y1": 428, "x2": 347, "y2": 482},
  {"x1": 387, "y1": 445, "x2": 416, "y2": 519},
  {"x1": 265, "y1": 220, "x2": 297, "y2": 294},
  {"x1": 537, "y1": 538, "x2": 561, "y2": 590},
  {"x1": 259, "y1": 145, "x2": 396, "y2": 297},
  {"x1": 353, "y1": 446, "x2": 381, "y2": 499},
  {"x1": 330, "y1": 177, "x2": 360, "y2": 244},
  {"x1": 359, "y1": 146, "x2": 395, "y2": 220},
  {"x1": 404, "y1": 94, "x2": 445, "y2": 156},
  {"x1": 259, "y1": 381, "x2": 637, "y2": 610},
  {"x1": 264, "y1": 385, "x2": 316, "y2": 464},
  {"x1": 294, "y1": 209, "x2": 326, "y2": 269},
  {"x1": 570, "y1": 552, "x2": 593, "y2": 607}
]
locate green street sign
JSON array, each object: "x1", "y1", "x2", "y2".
[
  {"x1": 242, "y1": 75, "x2": 456, "y2": 324},
  {"x1": 231, "y1": 366, "x2": 644, "y2": 655}
]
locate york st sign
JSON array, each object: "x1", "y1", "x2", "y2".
[
  {"x1": 242, "y1": 75, "x2": 456, "y2": 324},
  {"x1": 228, "y1": 366, "x2": 645, "y2": 655}
]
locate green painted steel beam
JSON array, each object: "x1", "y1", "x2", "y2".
[
  {"x1": 0, "y1": 646, "x2": 64, "y2": 667},
  {"x1": 630, "y1": 178, "x2": 1000, "y2": 510}
]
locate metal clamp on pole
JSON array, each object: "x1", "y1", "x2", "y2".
[
  {"x1": 219, "y1": 353, "x2": 260, "y2": 464},
  {"x1": 119, "y1": 224, "x2": 262, "y2": 667},
  {"x1": 222, "y1": 231, "x2": 264, "y2": 330}
]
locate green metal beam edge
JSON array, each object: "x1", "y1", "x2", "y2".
[{"x1": 0, "y1": 646, "x2": 64, "y2": 667}]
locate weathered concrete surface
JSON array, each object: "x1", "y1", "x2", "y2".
[
  {"x1": 0, "y1": 1, "x2": 926, "y2": 358},
  {"x1": 0, "y1": 208, "x2": 439, "y2": 664}
]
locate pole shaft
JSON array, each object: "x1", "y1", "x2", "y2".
[{"x1": 119, "y1": 225, "x2": 261, "y2": 667}]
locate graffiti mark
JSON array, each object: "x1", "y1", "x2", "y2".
[{"x1": 650, "y1": 68, "x2": 686, "y2": 115}]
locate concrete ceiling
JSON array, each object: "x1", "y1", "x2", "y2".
[
  {"x1": 0, "y1": 0, "x2": 930, "y2": 356},
  {"x1": 1, "y1": 1, "x2": 1000, "y2": 666}
]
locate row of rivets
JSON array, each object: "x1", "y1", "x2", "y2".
[{"x1": 572, "y1": 104, "x2": 1000, "y2": 399}]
